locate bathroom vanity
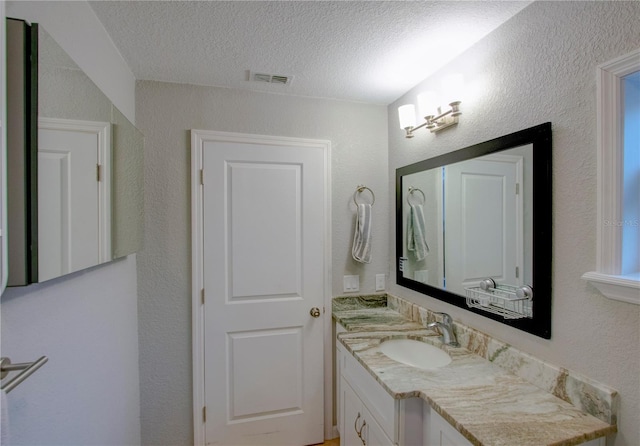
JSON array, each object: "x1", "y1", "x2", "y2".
[
  {"x1": 333, "y1": 295, "x2": 616, "y2": 446},
  {"x1": 337, "y1": 325, "x2": 467, "y2": 446}
]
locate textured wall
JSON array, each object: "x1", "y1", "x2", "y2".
[
  {"x1": 1, "y1": 2, "x2": 141, "y2": 445},
  {"x1": 388, "y1": 2, "x2": 639, "y2": 446},
  {"x1": 135, "y1": 81, "x2": 388, "y2": 445},
  {"x1": 1, "y1": 258, "x2": 141, "y2": 445}
]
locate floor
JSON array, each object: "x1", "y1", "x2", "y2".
[{"x1": 310, "y1": 438, "x2": 339, "y2": 446}]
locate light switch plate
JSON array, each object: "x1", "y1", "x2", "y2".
[
  {"x1": 375, "y1": 274, "x2": 385, "y2": 291},
  {"x1": 343, "y1": 275, "x2": 360, "y2": 292}
]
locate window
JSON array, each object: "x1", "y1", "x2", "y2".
[
  {"x1": 622, "y1": 72, "x2": 639, "y2": 276},
  {"x1": 582, "y1": 49, "x2": 640, "y2": 304}
]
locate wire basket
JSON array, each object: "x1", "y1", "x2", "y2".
[{"x1": 465, "y1": 283, "x2": 533, "y2": 319}]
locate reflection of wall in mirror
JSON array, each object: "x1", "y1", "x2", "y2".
[
  {"x1": 111, "y1": 106, "x2": 144, "y2": 259},
  {"x1": 39, "y1": 28, "x2": 112, "y2": 123},
  {"x1": 508, "y1": 144, "x2": 533, "y2": 287}
]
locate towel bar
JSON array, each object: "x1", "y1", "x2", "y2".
[
  {"x1": 407, "y1": 187, "x2": 425, "y2": 205},
  {"x1": 0, "y1": 356, "x2": 48, "y2": 393},
  {"x1": 354, "y1": 185, "x2": 375, "y2": 206}
]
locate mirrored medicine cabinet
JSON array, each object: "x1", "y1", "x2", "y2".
[
  {"x1": 6, "y1": 19, "x2": 144, "y2": 287},
  {"x1": 396, "y1": 123, "x2": 552, "y2": 338}
]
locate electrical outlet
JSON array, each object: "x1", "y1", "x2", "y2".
[
  {"x1": 375, "y1": 274, "x2": 385, "y2": 291},
  {"x1": 343, "y1": 275, "x2": 360, "y2": 292}
]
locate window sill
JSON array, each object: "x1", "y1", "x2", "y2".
[{"x1": 582, "y1": 271, "x2": 640, "y2": 305}]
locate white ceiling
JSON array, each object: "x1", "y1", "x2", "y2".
[{"x1": 89, "y1": 1, "x2": 531, "y2": 105}]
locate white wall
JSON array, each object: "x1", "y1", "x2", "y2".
[
  {"x1": 135, "y1": 81, "x2": 388, "y2": 445},
  {"x1": 1, "y1": 258, "x2": 141, "y2": 445},
  {"x1": 1, "y1": 2, "x2": 141, "y2": 445},
  {"x1": 388, "y1": 2, "x2": 639, "y2": 446}
]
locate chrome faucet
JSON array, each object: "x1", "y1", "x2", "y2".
[{"x1": 427, "y1": 312, "x2": 460, "y2": 347}]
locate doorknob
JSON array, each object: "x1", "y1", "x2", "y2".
[{"x1": 310, "y1": 307, "x2": 321, "y2": 318}]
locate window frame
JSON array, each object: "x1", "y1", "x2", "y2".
[{"x1": 582, "y1": 49, "x2": 640, "y2": 305}]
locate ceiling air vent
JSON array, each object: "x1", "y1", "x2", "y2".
[{"x1": 251, "y1": 72, "x2": 292, "y2": 85}]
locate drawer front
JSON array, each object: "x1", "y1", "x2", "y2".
[{"x1": 342, "y1": 349, "x2": 396, "y2": 441}]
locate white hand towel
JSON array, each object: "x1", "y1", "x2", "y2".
[
  {"x1": 407, "y1": 204, "x2": 429, "y2": 261},
  {"x1": 352, "y1": 203, "x2": 372, "y2": 263}
]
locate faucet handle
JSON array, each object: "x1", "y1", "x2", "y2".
[{"x1": 435, "y1": 312, "x2": 453, "y2": 326}]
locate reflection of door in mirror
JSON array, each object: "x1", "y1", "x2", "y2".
[
  {"x1": 402, "y1": 145, "x2": 533, "y2": 296},
  {"x1": 444, "y1": 154, "x2": 523, "y2": 296},
  {"x1": 38, "y1": 118, "x2": 111, "y2": 282}
]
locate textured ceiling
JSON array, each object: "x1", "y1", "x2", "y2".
[{"x1": 90, "y1": 1, "x2": 531, "y2": 105}]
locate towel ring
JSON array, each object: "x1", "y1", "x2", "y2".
[
  {"x1": 407, "y1": 187, "x2": 425, "y2": 205},
  {"x1": 353, "y1": 185, "x2": 375, "y2": 206}
]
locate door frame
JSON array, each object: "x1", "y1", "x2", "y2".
[{"x1": 191, "y1": 130, "x2": 332, "y2": 445}]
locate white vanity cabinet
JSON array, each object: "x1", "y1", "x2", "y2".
[
  {"x1": 336, "y1": 323, "x2": 422, "y2": 446},
  {"x1": 341, "y1": 377, "x2": 393, "y2": 446},
  {"x1": 335, "y1": 322, "x2": 607, "y2": 446}
]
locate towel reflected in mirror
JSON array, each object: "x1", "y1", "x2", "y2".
[{"x1": 407, "y1": 204, "x2": 429, "y2": 261}]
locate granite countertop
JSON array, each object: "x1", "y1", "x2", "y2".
[{"x1": 333, "y1": 296, "x2": 616, "y2": 446}]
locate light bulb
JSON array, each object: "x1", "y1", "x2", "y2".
[{"x1": 398, "y1": 104, "x2": 416, "y2": 130}]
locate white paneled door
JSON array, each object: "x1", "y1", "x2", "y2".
[
  {"x1": 444, "y1": 154, "x2": 523, "y2": 295},
  {"x1": 192, "y1": 131, "x2": 329, "y2": 445}
]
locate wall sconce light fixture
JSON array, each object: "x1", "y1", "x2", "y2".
[{"x1": 398, "y1": 74, "x2": 464, "y2": 138}]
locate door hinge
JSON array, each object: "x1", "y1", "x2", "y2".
[
  {"x1": 515, "y1": 183, "x2": 520, "y2": 195},
  {"x1": 201, "y1": 288, "x2": 205, "y2": 305},
  {"x1": 202, "y1": 406, "x2": 207, "y2": 423},
  {"x1": 97, "y1": 164, "x2": 102, "y2": 182},
  {"x1": 515, "y1": 266, "x2": 520, "y2": 278},
  {"x1": 200, "y1": 169, "x2": 204, "y2": 185}
]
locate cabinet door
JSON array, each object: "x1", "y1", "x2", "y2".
[
  {"x1": 425, "y1": 406, "x2": 472, "y2": 446},
  {"x1": 341, "y1": 378, "x2": 393, "y2": 446},
  {"x1": 362, "y1": 406, "x2": 394, "y2": 446},
  {"x1": 341, "y1": 378, "x2": 365, "y2": 446}
]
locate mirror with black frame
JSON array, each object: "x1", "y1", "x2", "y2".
[
  {"x1": 395, "y1": 123, "x2": 552, "y2": 338},
  {"x1": 6, "y1": 20, "x2": 144, "y2": 286}
]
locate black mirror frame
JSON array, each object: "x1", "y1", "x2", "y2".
[{"x1": 395, "y1": 123, "x2": 552, "y2": 339}]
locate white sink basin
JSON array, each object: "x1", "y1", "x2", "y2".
[{"x1": 379, "y1": 338, "x2": 452, "y2": 369}]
